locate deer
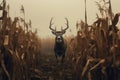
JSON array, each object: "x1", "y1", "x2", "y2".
[{"x1": 49, "y1": 18, "x2": 69, "y2": 63}]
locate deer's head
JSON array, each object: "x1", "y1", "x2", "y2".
[{"x1": 49, "y1": 18, "x2": 69, "y2": 43}]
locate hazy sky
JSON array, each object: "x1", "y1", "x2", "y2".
[{"x1": 3, "y1": 0, "x2": 120, "y2": 38}]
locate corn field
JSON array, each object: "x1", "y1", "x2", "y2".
[{"x1": 0, "y1": 0, "x2": 120, "y2": 80}]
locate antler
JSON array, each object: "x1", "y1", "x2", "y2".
[
  {"x1": 62, "y1": 18, "x2": 69, "y2": 31},
  {"x1": 49, "y1": 17, "x2": 56, "y2": 32}
]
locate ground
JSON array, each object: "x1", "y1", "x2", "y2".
[{"x1": 36, "y1": 53, "x2": 73, "y2": 80}]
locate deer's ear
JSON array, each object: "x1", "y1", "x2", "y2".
[
  {"x1": 62, "y1": 31, "x2": 66, "y2": 35},
  {"x1": 52, "y1": 31, "x2": 56, "y2": 35}
]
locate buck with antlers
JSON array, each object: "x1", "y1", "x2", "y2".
[{"x1": 49, "y1": 18, "x2": 69, "y2": 63}]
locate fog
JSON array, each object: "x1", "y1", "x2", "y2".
[{"x1": 5, "y1": 0, "x2": 120, "y2": 38}]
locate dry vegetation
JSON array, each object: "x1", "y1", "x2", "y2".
[{"x1": 0, "y1": 0, "x2": 120, "y2": 80}]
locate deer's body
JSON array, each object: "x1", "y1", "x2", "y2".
[
  {"x1": 49, "y1": 18, "x2": 69, "y2": 63},
  {"x1": 54, "y1": 36, "x2": 67, "y2": 63}
]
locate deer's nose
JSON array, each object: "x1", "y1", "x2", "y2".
[{"x1": 58, "y1": 37, "x2": 61, "y2": 40}]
